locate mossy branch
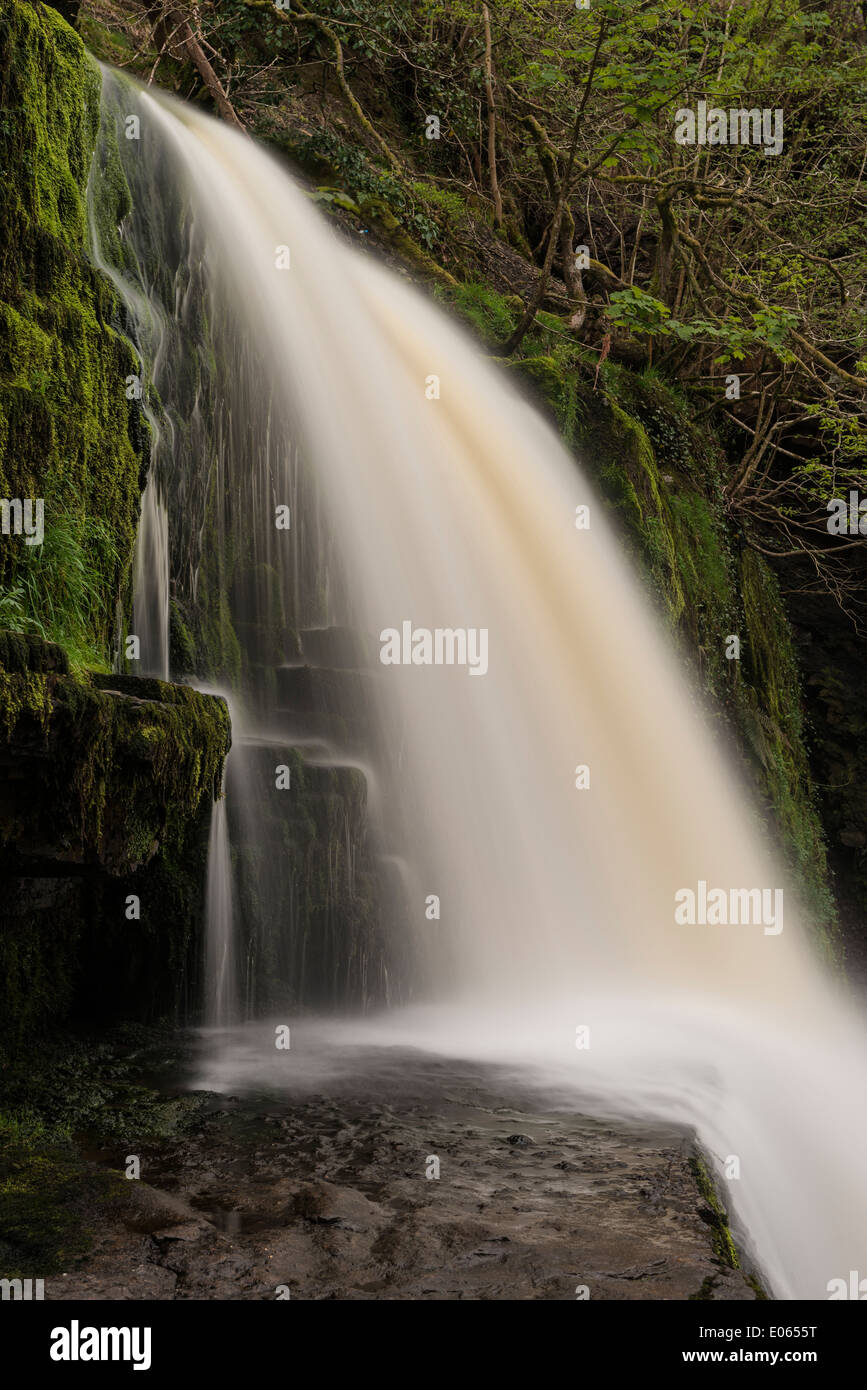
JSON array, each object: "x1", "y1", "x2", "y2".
[
  {"x1": 481, "y1": 4, "x2": 503, "y2": 227},
  {"x1": 503, "y1": 18, "x2": 608, "y2": 355},
  {"x1": 520, "y1": 115, "x2": 559, "y2": 203}
]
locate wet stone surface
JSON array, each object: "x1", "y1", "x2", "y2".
[{"x1": 47, "y1": 1053, "x2": 761, "y2": 1301}]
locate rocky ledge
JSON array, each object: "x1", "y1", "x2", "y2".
[{"x1": 0, "y1": 633, "x2": 231, "y2": 1046}]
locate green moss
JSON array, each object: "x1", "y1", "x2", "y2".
[
  {"x1": 0, "y1": 1128, "x2": 94, "y2": 1277},
  {"x1": 509, "y1": 353, "x2": 588, "y2": 451},
  {"x1": 0, "y1": 630, "x2": 70, "y2": 673},
  {"x1": 0, "y1": 1029, "x2": 207, "y2": 1276},
  {"x1": 690, "y1": 1152, "x2": 739, "y2": 1270},
  {"x1": 600, "y1": 393, "x2": 681, "y2": 615},
  {"x1": 362, "y1": 200, "x2": 458, "y2": 287},
  {"x1": 688, "y1": 1152, "x2": 770, "y2": 1298},
  {"x1": 193, "y1": 587, "x2": 242, "y2": 690},
  {"x1": 0, "y1": 642, "x2": 231, "y2": 882},
  {"x1": 409, "y1": 179, "x2": 467, "y2": 227},
  {"x1": 87, "y1": 74, "x2": 134, "y2": 272},
  {"x1": 739, "y1": 551, "x2": 838, "y2": 958},
  {"x1": 313, "y1": 186, "x2": 361, "y2": 215},
  {"x1": 0, "y1": 666, "x2": 52, "y2": 738},
  {"x1": 669, "y1": 492, "x2": 732, "y2": 621},
  {"x1": 0, "y1": 2, "x2": 145, "y2": 664},
  {"x1": 186, "y1": 474, "x2": 243, "y2": 688},
  {"x1": 446, "y1": 282, "x2": 519, "y2": 345},
  {"x1": 0, "y1": 641, "x2": 231, "y2": 1048},
  {"x1": 76, "y1": 12, "x2": 137, "y2": 70}
]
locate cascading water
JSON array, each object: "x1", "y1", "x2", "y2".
[
  {"x1": 131, "y1": 477, "x2": 169, "y2": 680},
  {"x1": 87, "y1": 192, "x2": 171, "y2": 681},
  {"x1": 90, "y1": 70, "x2": 403, "y2": 1018},
  {"x1": 90, "y1": 69, "x2": 867, "y2": 1299},
  {"x1": 204, "y1": 788, "x2": 236, "y2": 1030}
]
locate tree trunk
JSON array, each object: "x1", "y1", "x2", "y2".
[
  {"x1": 147, "y1": 3, "x2": 244, "y2": 129},
  {"x1": 482, "y1": 5, "x2": 503, "y2": 228},
  {"x1": 502, "y1": 20, "x2": 607, "y2": 354}
]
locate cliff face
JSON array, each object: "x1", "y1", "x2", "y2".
[{"x1": 0, "y1": 4, "x2": 231, "y2": 1049}]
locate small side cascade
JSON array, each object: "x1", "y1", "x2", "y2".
[{"x1": 204, "y1": 784, "x2": 236, "y2": 1031}]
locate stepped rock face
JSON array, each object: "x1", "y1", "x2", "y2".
[
  {"x1": 0, "y1": 634, "x2": 231, "y2": 1046},
  {"x1": 226, "y1": 625, "x2": 406, "y2": 1015},
  {"x1": 0, "y1": 638, "x2": 230, "y2": 876}
]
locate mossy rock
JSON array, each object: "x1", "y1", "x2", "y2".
[
  {"x1": 0, "y1": 640, "x2": 230, "y2": 872},
  {"x1": 0, "y1": 633, "x2": 232, "y2": 1045}
]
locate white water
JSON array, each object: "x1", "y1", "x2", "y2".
[
  {"x1": 86, "y1": 187, "x2": 172, "y2": 681},
  {"x1": 99, "y1": 76, "x2": 867, "y2": 1299},
  {"x1": 131, "y1": 476, "x2": 169, "y2": 680},
  {"x1": 204, "y1": 789, "x2": 236, "y2": 1031}
]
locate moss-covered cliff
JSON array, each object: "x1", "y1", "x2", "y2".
[
  {"x1": 0, "y1": 1, "x2": 146, "y2": 669},
  {"x1": 0, "y1": 4, "x2": 232, "y2": 1051}
]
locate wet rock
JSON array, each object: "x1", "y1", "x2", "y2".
[
  {"x1": 52, "y1": 1055, "x2": 764, "y2": 1301},
  {"x1": 151, "y1": 1221, "x2": 214, "y2": 1243}
]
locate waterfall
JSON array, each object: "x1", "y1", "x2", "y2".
[
  {"x1": 89, "y1": 69, "x2": 867, "y2": 1300},
  {"x1": 87, "y1": 176, "x2": 172, "y2": 682},
  {"x1": 204, "y1": 788, "x2": 236, "y2": 1030},
  {"x1": 131, "y1": 476, "x2": 169, "y2": 680}
]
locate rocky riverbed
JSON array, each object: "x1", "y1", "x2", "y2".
[{"x1": 37, "y1": 1043, "x2": 762, "y2": 1301}]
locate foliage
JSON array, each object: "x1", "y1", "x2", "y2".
[
  {"x1": 1, "y1": 484, "x2": 119, "y2": 670},
  {"x1": 301, "y1": 128, "x2": 442, "y2": 247}
]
